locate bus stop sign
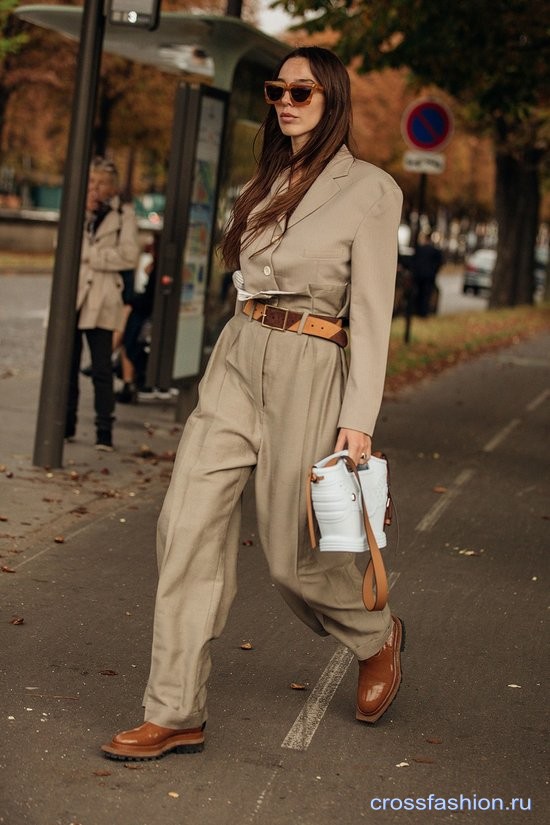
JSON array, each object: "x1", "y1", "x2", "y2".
[{"x1": 401, "y1": 99, "x2": 453, "y2": 152}]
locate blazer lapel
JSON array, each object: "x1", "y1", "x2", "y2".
[{"x1": 287, "y1": 146, "x2": 354, "y2": 229}]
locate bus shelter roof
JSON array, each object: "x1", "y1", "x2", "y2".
[{"x1": 15, "y1": 6, "x2": 288, "y2": 90}]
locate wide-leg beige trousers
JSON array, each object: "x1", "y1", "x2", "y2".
[{"x1": 143, "y1": 311, "x2": 391, "y2": 728}]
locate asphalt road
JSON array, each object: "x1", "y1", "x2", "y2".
[{"x1": 0, "y1": 274, "x2": 548, "y2": 825}]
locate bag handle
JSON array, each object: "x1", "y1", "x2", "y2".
[{"x1": 306, "y1": 454, "x2": 388, "y2": 612}]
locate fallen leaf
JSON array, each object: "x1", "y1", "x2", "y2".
[
  {"x1": 100, "y1": 467, "x2": 111, "y2": 475},
  {"x1": 9, "y1": 616, "x2": 24, "y2": 625},
  {"x1": 412, "y1": 755, "x2": 435, "y2": 764},
  {"x1": 432, "y1": 486, "x2": 447, "y2": 494},
  {"x1": 168, "y1": 791, "x2": 180, "y2": 798},
  {"x1": 290, "y1": 683, "x2": 308, "y2": 690},
  {"x1": 137, "y1": 445, "x2": 156, "y2": 458},
  {"x1": 240, "y1": 642, "x2": 254, "y2": 650},
  {"x1": 1, "y1": 566, "x2": 16, "y2": 573},
  {"x1": 69, "y1": 471, "x2": 80, "y2": 481},
  {"x1": 5, "y1": 471, "x2": 13, "y2": 479},
  {"x1": 123, "y1": 763, "x2": 142, "y2": 770},
  {"x1": 241, "y1": 540, "x2": 253, "y2": 546},
  {"x1": 93, "y1": 769, "x2": 111, "y2": 776},
  {"x1": 53, "y1": 536, "x2": 65, "y2": 544},
  {"x1": 425, "y1": 737, "x2": 443, "y2": 745},
  {"x1": 458, "y1": 548, "x2": 483, "y2": 556},
  {"x1": 99, "y1": 669, "x2": 118, "y2": 676},
  {"x1": 0, "y1": 515, "x2": 8, "y2": 522},
  {"x1": 507, "y1": 684, "x2": 521, "y2": 689},
  {"x1": 395, "y1": 761, "x2": 409, "y2": 767}
]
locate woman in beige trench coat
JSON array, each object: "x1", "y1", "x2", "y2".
[
  {"x1": 65, "y1": 159, "x2": 140, "y2": 450},
  {"x1": 102, "y1": 46, "x2": 405, "y2": 760}
]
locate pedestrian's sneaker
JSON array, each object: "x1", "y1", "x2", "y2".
[
  {"x1": 95, "y1": 430, "x2": 114, "y2": 452},
  {"x1": 116, "y1": 382, "x2": 137, "y2": 404},
  {"x1": 137, "y1": 387, "x2": 156, "y2": 402},
  {"x1": 137, "y1": 387, "x2": 178, "y2": 402}
]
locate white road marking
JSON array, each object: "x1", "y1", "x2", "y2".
[
  {"x1": 248, "y1": 763, "x2": 283, "y2": 823},
  {"x1": 415, "y1": 468, "x2": 475, "y2": 532},
  {"x1": 5, "y1": 502, "x2": 137, "y2": 571},
  {"x1": 281, "y1": 645, "x2": 354, "y2": 751},
  {"x1": 525, "y1": 388, "x2": 550, "y2": 413},
  {"x1": 482, "y1": 418, "x2": 521, "y2": 453}
]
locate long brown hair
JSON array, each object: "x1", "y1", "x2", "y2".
[{"x1": 221, "y1": 47, "x2": 353, "y2": 270}]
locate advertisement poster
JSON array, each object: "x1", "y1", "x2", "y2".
[{"x1": 173, "y1": 92, "x2": 226, "y2": 379}]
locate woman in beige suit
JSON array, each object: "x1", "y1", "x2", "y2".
[
  {"x1": 102, "y1": 47, "x2": 404, "y2": 760},
  {"x1": 65, "y1": 158, "x2": 139, "y2": 450}
]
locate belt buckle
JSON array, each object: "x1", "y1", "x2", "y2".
[{"x1": 261, "y1": 305, "x2": 288, "y2": 331}]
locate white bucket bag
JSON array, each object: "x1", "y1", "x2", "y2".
[{"x1": 306, "y1": 450, "x2": 392, "y2": 611}]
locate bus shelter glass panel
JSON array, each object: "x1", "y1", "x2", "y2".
[
  {"x1": 204, "y1": 58, "x2": 268, "y2": 350},
  {"x1": 173, "y1": 89, "x2": 227, "y2": 379}
]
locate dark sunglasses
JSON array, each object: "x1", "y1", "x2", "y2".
[{"x1": 264, "y1": 80, "x2": 324, "y2": 107}]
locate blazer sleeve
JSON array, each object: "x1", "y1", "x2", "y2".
[{"x1": 337, "y1": 184, "x2": 403, "y2": 436}]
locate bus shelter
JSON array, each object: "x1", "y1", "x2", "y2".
[{"x1": 16, "y1": 6, "x2": 288, "y2": 415}]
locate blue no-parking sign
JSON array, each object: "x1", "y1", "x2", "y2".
[{"x1": 401, "y1": 99, "x2": 454, "y2": 152}]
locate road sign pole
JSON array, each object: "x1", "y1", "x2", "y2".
[
  {"x1": 401, "y1": 98, "x2": 454, "y2": 344},
  {"x1": 404, "y1": 171, "x2": 427, "y2": 344}
]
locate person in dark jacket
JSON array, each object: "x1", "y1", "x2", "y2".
[{"x1": 411, "y1": 233, "x2": 443, "y2": 317}]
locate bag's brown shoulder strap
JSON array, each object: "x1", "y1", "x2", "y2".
[
  {"x1": 342, "y1": 455, "x2": 388, "y2": 612},
  {"x1": 306, "y1": 470, "x2": 318, "y2": 549}
]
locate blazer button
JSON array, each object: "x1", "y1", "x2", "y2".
[{"x1": 263, "y1": 265, "x2": 271, "y2": 276}]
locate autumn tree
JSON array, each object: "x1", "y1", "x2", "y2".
[
  {"x1": 277, "y1": 0, "x2": 549, "y2": 307},
  {"x1": 0, "y1": 0, "x2": 29, "y2": 178},
  {"x1": 2, "y1": 0, "x2": 261, "y2": 197}
]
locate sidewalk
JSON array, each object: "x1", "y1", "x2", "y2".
[
  {"x1": 0, "y1": 374, "x2": 183, "y2": 562},
  {"x1": 1, "y1": 331, "x2": 549, "y2": 825}
]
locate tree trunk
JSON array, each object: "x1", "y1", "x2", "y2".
[
  {"x1": 0, "y1": 83, "x2": 10, "y2": 155},
  {"x1": 93, "y1": 85, "x2": 115, "y2": 157},
  {"x1": 121, "y1": 144, "x2": 136, "y2": 202},
  {"x1": 489, "y1": 146, "x2": 540, "y2": 307}
]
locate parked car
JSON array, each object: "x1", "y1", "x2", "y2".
[
  {"x1": 463, "y1": 246, "x2": 548, "y2": 296},
  {"x1": 462, "y1": 248, "x2": 496, "y2": 294}
]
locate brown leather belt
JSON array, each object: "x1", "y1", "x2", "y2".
[{"x1": 243, "y1": 299, "x2": 348, "y2": 348}]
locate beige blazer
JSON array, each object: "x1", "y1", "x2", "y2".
[
  {"x1": 77, "y1": 197, "x2": 140, "y2": 331},
  {"x1": 238, "y1": 146, "x2": 403, "y2": 436}
]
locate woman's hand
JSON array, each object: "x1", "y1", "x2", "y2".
[{"x1": 334, "y1": 428, "x2": 372, "y2": 465}]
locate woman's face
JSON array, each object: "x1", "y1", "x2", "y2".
[
  {"x1": 86, "y1": 170, "x2": 117, "y2": 212},
  {"x1": 273, "y1": 57, "x2": 325, "y2": 153}
]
